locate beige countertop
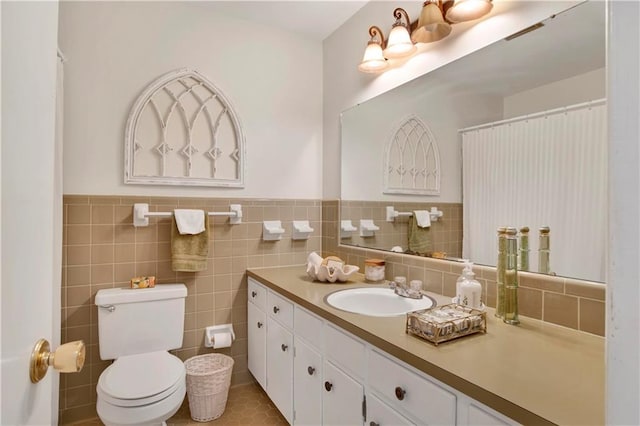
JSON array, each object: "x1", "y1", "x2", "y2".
[{"x1": 247, "y1": 266, "x2": 605, "y2": 426}]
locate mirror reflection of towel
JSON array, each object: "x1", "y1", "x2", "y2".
[
  {"x1": 171, "y1": 216, "x2": 209, "y2": 272},
  {"x1": 413, "y1": 210, "x2": 431, "y2": 228},
  {"x1": 408, "y1": 216, "x2": 433, "y2": 255}
]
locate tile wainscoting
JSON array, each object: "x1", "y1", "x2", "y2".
[
  {"x1": 340, "y1": 200, "x2": 463, "y2": 258},
  {"x1": 60, "y1": 195, "x2": 322, "y2": 424}
]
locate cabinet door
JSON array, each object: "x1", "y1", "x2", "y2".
[
  {"x1": 267, "y1": 317, "x2": 294, "y2": 423},
  {"x1": 247, "y1": 301, "x2": 266, "y2": 390},
  {"x1": 293, "y1": 337, "x2": 322, "y2": 425},
  {"x1": 323, "y1": 360, "x2": 364, "y2": 426},
  {"x1": 366, "y1": 393, "x2": 415, "y2": 426}
]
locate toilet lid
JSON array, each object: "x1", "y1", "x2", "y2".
[{"x1": 98, "y1": 351, "x2": 185, "y2": 405}]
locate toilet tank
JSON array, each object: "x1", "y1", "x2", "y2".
[{"x1": 95, "y1": 284, "x2": 187, "y2": 360}]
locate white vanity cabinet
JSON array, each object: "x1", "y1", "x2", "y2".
[
  {"x1": 248, "y1": 278, "x2": 294, "y2": 423},
  {"x1": 247, "y1": 276, "x2": 519, "y2": 426}
]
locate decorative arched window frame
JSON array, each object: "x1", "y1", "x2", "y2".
[
  {"x1": 383, "y1": 114, "x2": 441, "y2": 195},
  {"x1": 124, "y1": 68, "x2": 245, "y2": 187}
]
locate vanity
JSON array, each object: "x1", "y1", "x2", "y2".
[{"x1": 247, "y1": 266, "x2": 604, "y2": 426}]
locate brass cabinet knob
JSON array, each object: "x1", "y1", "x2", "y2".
[
  {"x1": 395, "y1": 386, "x2": 406, "y2": 400},
  {"x1": 30, "y1": 339, "x2": 85, "y2": 383}
]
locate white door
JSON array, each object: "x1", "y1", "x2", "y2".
[{"x1": 1, "y1": 1, "x2": 62, "y2": 425}]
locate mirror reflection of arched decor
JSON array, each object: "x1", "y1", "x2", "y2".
[
  {"x1": 383, "y1": 115, "x2": 440, "y2": 195},
  {"x1": 125, "y1": 68, "x2": 244, "y2": 187}
]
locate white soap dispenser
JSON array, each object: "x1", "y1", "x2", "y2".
[
  {"x1": 455, "y1": 260, "x2": 472, "y2": 304},
  {"x1": 458, "y1": 262, "x2": 483, "y2": 309}
]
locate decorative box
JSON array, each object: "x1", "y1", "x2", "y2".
[{"x1": 406, "y1": 304, "x2": 486, "y2": 345}]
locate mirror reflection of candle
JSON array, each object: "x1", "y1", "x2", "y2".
[{"x1": 504, "y1": 228, "x2": 520, "y2": 325}]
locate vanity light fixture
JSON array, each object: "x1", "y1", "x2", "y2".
[
  {"x1": 357, "y1": 26, "x2": 389, "y2": 73},
  {"x1": 384, "y1": 8, "x2": 418, "y2": 59},
  {"x1": 358, "y1": 0, "x2": 493, "y2": 73}
]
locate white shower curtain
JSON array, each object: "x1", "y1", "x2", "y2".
[{"x1": 462, "y1": 100, "x2": 607, "y2": 282}]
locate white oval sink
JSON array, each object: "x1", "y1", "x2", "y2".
[{"x1": 325, "y1": 287, "x2": 435, "y2": 317}]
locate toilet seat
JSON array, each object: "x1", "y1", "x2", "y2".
[{"x1": 98, "y1": 351, "x2": 185, "y2": 407}]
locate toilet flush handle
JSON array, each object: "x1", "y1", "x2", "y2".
[{"x1": 99, "y1": 304, "x2": 116, "y2": 312}]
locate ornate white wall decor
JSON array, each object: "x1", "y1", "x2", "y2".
[
  {"x1": 125, "y1": 69, "x2": 244, "y2": 187},
  {"x1": 383, "y1": 115, "x2": 440, "y2": 195}
]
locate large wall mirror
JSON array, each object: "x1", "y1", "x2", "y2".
[{"x1": 340, "y1": 1, "x2": 606, "y2": 283}]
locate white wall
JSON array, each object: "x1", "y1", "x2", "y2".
[
  {"x1": 504, "y1": 67, "x2": 606, "y2": 118},
  {"x1": 59, "y1": 1, "x2": 323, "y2": 198},
  {"x1": 322, "y1": 0, "x2": 582, "y2": 199}
]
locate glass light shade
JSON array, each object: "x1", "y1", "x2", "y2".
[
  {"x1": 445, "y1": 0, "x2": 493, "y2": 23},
  {"x1": 411, "y1": 2, "x2": 452, "y2": 43},
  {"x1": 383, "y1": 25, "x2": 417, "y2": 59},
  {"x1": 358, "y1": 41, "x2": 388, "y2": 73}
]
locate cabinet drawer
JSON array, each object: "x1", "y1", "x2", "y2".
[
  {"x1": 368, "y1": 349, "x2": 456, "y2": 425},
  {"x1": 294, "y1": 306, "x2": 323, "y2": 350},
  {"x1": 367, "y1": 393, "x2": 415, "y2": 426},
  {"x1": 248, "y1": 277, "x2": 267, "y2": 311},
  {"x1": 268, "y1": 290, "x2": 294, "y2": 329},
  {"x1": 324, "y1": 324, "x2": 365, "y2": 380}
]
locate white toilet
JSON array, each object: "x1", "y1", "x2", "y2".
[{"x1": 95, "y1": 284, "x2": 188, "y2": 426}]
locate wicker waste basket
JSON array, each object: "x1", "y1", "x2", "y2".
[{"x1": 184, "y1": 354, "x2": 234, "y2": 422}]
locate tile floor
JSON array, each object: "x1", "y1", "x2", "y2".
[
  {"x1": 71, "y1": 382, "x2": 287, "y2": 425},
  {"x1": 169, "y1": 382, "x2": 288, "y2": 425}
]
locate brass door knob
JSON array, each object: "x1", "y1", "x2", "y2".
[{"x1": 30, "y1": 339, "x2": 85, "y2": 383}]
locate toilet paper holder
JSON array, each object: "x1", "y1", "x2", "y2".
[{"x1": 204, "y1": 324, "x2": 235, "y2": 349}]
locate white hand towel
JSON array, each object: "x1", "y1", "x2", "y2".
[
  {"x1": 174, "y1": 209, "x2": 206, "y2": 235},
  {"x1": 413, "y1": 210, "x2": 431, "y2": 228}
]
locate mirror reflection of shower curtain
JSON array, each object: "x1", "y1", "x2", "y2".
[{"x1": 462, "y1": 100, "x2": 606, "y2": 282}]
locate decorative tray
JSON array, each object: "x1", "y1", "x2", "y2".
[{"x1": 406, "y1": 303, "x2": 486, "y2": 346}]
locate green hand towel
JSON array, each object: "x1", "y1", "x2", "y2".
[
  {"x1": 408, "y1": 216, "x2": 433, "y2": 255},
  {"x1": 171, "y1": 215, "x2": 209, "y2": 272}
]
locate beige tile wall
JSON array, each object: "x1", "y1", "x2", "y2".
[
  {"x1": 323, "y1": 200, "x2": 606, "y2": 337},
  {"x1": 60, "y1": 195, "x2": 321, "y2": 424},
  {"x1": 340, "y1": 200, "x2": 463, "y2": 258}
]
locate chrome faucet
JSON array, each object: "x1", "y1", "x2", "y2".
[{"x1": 389, "y1": 279, "x2": 423, "y2": 299}]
